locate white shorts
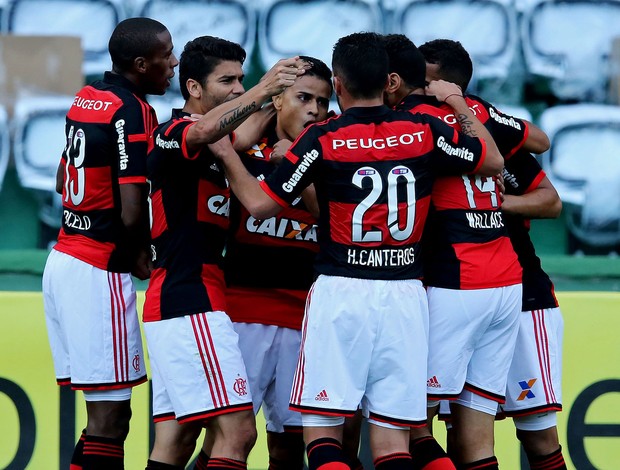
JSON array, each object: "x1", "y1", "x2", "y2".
[
  {"x1": 42, "y1": 249, "x2": 147, "y2": 391},
  {"x1": 502, "y1": 307, "x2": 563, "y2": 417},
  {"x1": 426, "y1": 285, "x2": 522, "y2": 403},
  {"x1": 290, "y1": 275, "x2": 429, "y2": 427},
  {"x1": 145, "y1": 311, "x2": 253, "y2": 424},
  {"x1": 234, "y1": 322, "x2": 302, "y2": 433}
]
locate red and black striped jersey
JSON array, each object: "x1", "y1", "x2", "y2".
[
  {"x1": 503, "y1": 150, "x2": 559, "y2": 311},
  {"x1": 143, "y1": 109, "x2": 230, "y2": 322},
  {"x1": 261, "y1": 105, "x2": 487, "y2": 281},
  {"x1": 397, "y1": 94, "x2": 523, "y2": 289},
  {"x1": 54, "y1": 72, "x2": 157, "y2": 272},
  {"x1": 225, "y1": 127, "x2": 318, "y2": 330}
]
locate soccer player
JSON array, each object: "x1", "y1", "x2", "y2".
[
  {"x1": 222, "y1": 55, "x2": 332, "y2": 470},
  {"x1": 419, "y1": 40, "x2": 567, "y2": 470},
  {"x1": 142, "y1": 36, "x2": 304, "y2": 470},
  {"x1": 42, "y1": 18, "x2": 178, "y2": 470},
  {"x1": 382, "y1": 34, "x2": 549, "y2": 469},
  {"x1": 209, "y1": 31, "x2": 504, "y2": 470}
]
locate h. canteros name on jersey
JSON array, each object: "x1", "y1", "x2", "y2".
[{"x1": 347, "y1": 247, "x2": 416, "y2": 267}]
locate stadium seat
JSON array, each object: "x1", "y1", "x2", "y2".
[
  {"x1": 12, "y1": 95, "x2": 73, "y2": 232},
  {"x1": 137, "y1": 0, "x2": 257, "y2": 93},
  {"x1": 0, "y1": 105, "x2": 9, "y2": 192},
  {"x1": 257, "y1": 0, "x2": 384, "y2": 71},
  {"x1": 149, "y1": 94, "x2": 186, "y2": 124},
  {"x1": 539, "y1": 104, "x2": 620, "y2": 249},
  {"x1": 493, "y1": 103, "x2": 533, "y2": 122},
  {"x1": 521, "y1": 0, "x2": 620, "y2": 103},
  {"x1": 389, "y1": 0, "x2": 519, "y2": 93},
  {"x1": 1, "y1": 0, "x2": 127, "y2": 78}
]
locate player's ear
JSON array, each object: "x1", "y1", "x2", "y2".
[
  {"x1": 272, "y1": 92, "x2": 284, "y2": 112},
  {"x1": 186, "y1": 79, "x2": 201, "y2": 99},
  {"x1": 386, "y1": 72, "x2": 401, "y2": 94}
]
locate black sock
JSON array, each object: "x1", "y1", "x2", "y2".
[
  {"x1": 82, "y1": 435, "x2": 124, "y2": 470},
  {"x1": 193, "y1": 450, "x2": 210, "y2": 470},
  {"x1": 374, "y1": 452, "x2": 413, "y2": 469},
  {"x1": 459, "y1": 456, "x2": 498, "y2": 470},
  {"x1": 529, "y1": 446, "x2": 567, "y2": 470},
  {"x1": 410, "y1": 436, "x2": 454, "y2": 469},
  {"x1": 306, "y1": 437, "x2": 351, "y2": 470},
  {"x1": 146, "y1": 460, "x2": 184, "y2": 470},
  {"x1": 70, "y1": 429, "x2": 87, "y2": 470}
]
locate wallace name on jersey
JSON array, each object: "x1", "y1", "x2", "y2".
[{"x1": 465, "y1": 211, "x2": 504, "y2": 229}]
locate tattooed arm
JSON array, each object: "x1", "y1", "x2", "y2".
[
  {"x1": 184, "y1": 58, "x2": 304, "y2": 153},
  {"x1": 426, "y1": 79, "x2": 503, "y2": 176}
]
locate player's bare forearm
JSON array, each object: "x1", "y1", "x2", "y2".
[
  {"x1": 523, "y1": 120, "x2": 551, "y2": 154},
  {"x1": 502, "y1": 180, "x2": 562, "y2": 219},
  {"x1": 233, "y1": 103, "x2": 276, "y2": 151},
  {"x1": 208, "y1": 138, "x2": 282, "y2": 219}
]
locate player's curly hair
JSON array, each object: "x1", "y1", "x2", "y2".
[
  {"x1": 179, "y1": 36, "x2": 247, "y2": 101},
  {"x1": 109, "y1": 17, "x2": 169, "y2": 72}
]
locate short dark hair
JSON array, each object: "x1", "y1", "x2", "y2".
[
  {"x1": 109, "y1": 17, "x2": 168, "y2": 72},
  {"x1": 419, "y1": 39, "x2": 473, "y2": 91},
  {"x1": 332, "y1": 32, "x2": 388, "y2": 99},
  {"x1": 178, "y1": 36, "x2": 246, "y2": 100},
  {"x1": 382, "y1": 34, "x2": 426, "y2": 89},
  {"x1": 299, "y1": 55, "x2": 333, "y2": 95}
]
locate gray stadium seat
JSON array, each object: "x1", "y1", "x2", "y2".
[
  {"x1": 539, "y1": 104, "x2": 620, "y2": 249},
  {"x1": 2, "y1": 0, "x2": 127, "y2": 78},
  {"x1": 389, "y1": 0, "x2": 519, "y2": 95},
  {"x1": 521, "y1": 0, "x2": 620, "y2": 102},
  {"x1": 257, "y1": 0, "x2": 384, "y2": 71},
  {"x1": 0, "y1": 105, "x2": 9, "y2": 192},
  {"x1": 137, "y1": 0, "x2": 257, "y2": 94},
  {"x1": 12, "y1": 95, "x2": 73, "y2": 231}
]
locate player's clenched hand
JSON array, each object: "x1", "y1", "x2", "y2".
[
  {"x1": 495, "y1": 172, "x2": 506, "y2": 203},
  {"x1": 425, "y1": 79, "x2": 463, "y2": 103},
  {"x1": 132, "y1": 248, "x2": 153, "y2": 280},
  {"x1": 270, "y1": 139, "x2": 293, "y2": 165},
  {"x1": 259, "y1": 57, "x2": 306, "y2": 96}
]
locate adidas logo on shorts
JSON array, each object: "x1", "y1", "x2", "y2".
[
  {"x1": 315, "y1": 389, "x2": 329, "y2": 401},
  {"x1": 427, "y1": 376, "x2": 441, "y2": 388}
]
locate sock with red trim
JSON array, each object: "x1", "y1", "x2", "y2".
[
  {"x1": 69, "y1": 429, "x2": 86, "y2": 470},
  {"x1": 146, "y1": 460, "x2": 184, "y2": 469},
  {"x1": 349, "y1": 457, "x2": 364, "y2": 470},
  {"x1": 458, "y1": 456, "x2": 499, "y2": 470},
  {"x1": 529, "y1": 447, "x2": 567, "y2": 470},
  {"x1": 306, "y1": 438, "x2": 351, "y2": 470},
  {"x1": 82, "y1": 435, "x2": 124, "y2": 470},
  {"x1": 374, "y1": 452, "x2": 413, "y2": 469},
  {"x1": 193, "y1": 450, "x2": 210, "y2": 470},
  {"x1": 410, "y1": 436, "x2": 455, "y2": 469},
  {"x1": 206, "y1": 457, "x2": 247, "y2": 469}
]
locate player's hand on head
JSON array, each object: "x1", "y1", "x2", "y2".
[
  {"x1": 270, "y1": 139, "x2": 293, "y2": 165},
  {"x1": 425, "y1": 79, "x2": 463, "y2": 103},
  {"x1": 260, "y1": 57, "x2": 305, "y2": 96}
]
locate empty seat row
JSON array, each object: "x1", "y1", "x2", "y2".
[{"x1": 1, "y1": 0, "x2": 620, "y2": 103}]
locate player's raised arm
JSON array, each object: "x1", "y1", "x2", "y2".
[
  {"x1": 209, "y1": 137, "x2": 282, "y2": 219},
  {"x1": 427, "y1": 79, "x2": 503, "y2": 176},
  {"x1": 185, "y1": 58, "x2": 305, "y2": 151}
]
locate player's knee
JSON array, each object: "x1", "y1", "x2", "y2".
[{"x1": 218, "y1": 412, "x2": 257, "y2": 456}]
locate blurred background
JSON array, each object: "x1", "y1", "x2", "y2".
[{"x1": 2, "y1": 0, "x2": 620, "y2": 279}]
